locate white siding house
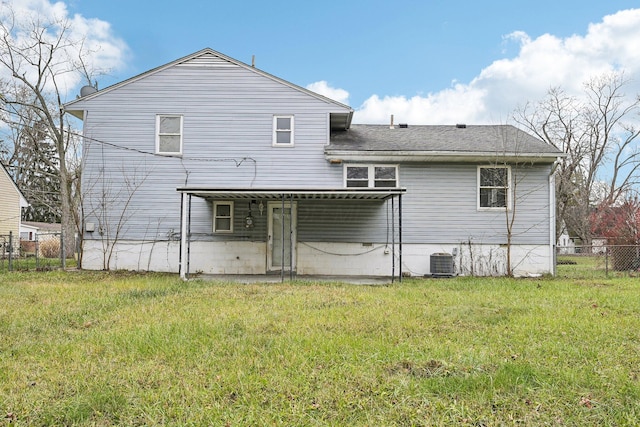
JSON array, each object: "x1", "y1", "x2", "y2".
[{"x1": 0, "y1": 163, "x2": 29, "y2": 255}]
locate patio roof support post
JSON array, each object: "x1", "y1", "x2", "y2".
[
  {"x1": 179, "y1": 192, "x2": 189, "y2": 280},
  {"x1": 392, "y1": 197, "x2": 396, "y2": 283},
  {"x1": 399, "y1": 193, "x2": 403, "y2": 283},
  {"x1": 187, "y1": 194, "x2": 193, "y2": 279},
  {"x1": 290, "y1": 193, "x2": 294, "y2": 281},
  {"x1": 281, "y1": 194, "x2": 285, "y2": 283}
]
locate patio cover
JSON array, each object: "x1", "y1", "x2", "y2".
[{"x1": 177, "y1": 187, "x2": 406, "y2": 282}]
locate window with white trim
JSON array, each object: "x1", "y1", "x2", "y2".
[
  {"x1": 273, "y1": 115, "x2": 294, "y2": 146},
  {"x1": 345, "y1": 165, "x2": 398, "y2": 188},
  {"x1": 478, "y1": 166, "x2": 510, "y2": 209},
  {"x1": 213, "y1": 201, "x2": 234, "y2": 233},
  {"x1": 156, "y1": 115, "x2": 183, "y2": 155}
]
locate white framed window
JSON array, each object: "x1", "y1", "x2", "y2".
[
  {"x1": 213, "y1": 201, "x2": 234, "y2": 233},
  {"x1": 478, "y1": 166, "x2": 511, "y2": 209},
  {"x1": 156, "y1": 115, "x2": 183, "y2": 155},
  {"x1": 273, "y1": 115, "x2": 294, "y2": 146},
  {"x1": 345, "y1": 165, "x2": 398, "y2": 188}
]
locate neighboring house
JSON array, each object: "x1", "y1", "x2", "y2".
[
  {"x1": 20, "y1": 221, "x2": 63, "y2": 241},
  {"x1": 19, "y1": 223, "x2": 39, "y2": 242},
  {"x1": 20, "y1": 221, "x2": 62, "y2": 255},
  {"x1": 557, "y1": 231, "x2": 576, "y2": 254},
  {"x1": 65, "y1": 48, "x2": 563, "y2": 279},
  {"x1": 0, "y1": 162, "x2": 29, "y2": 254}
]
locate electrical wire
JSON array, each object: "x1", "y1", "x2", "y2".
[
  {"x1": 300, "y1": 241, "x2": 386, "y2": 256},
  {"x1": 68, "y1": 130, "x2": 257, "y2": 167}
]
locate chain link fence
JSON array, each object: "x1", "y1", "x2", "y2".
[
  {"x1": 0, "y1": 231, "x2": 66, "y2": 272},
  {"x1": 557, "y1": 244, "x2": 640, "y2": 278},
  {"x1": 3, "y1": 235, "x2": 636, "y2": 277}
]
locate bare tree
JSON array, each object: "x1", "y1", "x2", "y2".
[
  {"x1": 489, "y1": 126, "x2": 551, "y2": 276},
  {"x1": 0, "y1": 3, "x2": 100, "y2": 258},
  {"x1": 515, "y1": 72, "x2": 640, "y2": 246},
  {"x1": 82, "y1": 159, "x2": 149, "y2": 270}
]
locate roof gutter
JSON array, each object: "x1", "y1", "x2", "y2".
[{"x1": 325, "y1": 150, "x2": 563, "y2": 164}]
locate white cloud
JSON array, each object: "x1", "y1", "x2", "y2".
[
  {"x1": 349, "y1": 8, "x2": 640, "y2": 125},
  {"x1": 355, "y1": 84, "x2": 488, "y2": 125},
  {"x1": 306, "y1": 80, "x2": 350, "y2": 105},
  {"x1": 0, "y1": 0, "x2": 128, "y2": 99}
]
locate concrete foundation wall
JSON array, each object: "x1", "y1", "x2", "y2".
[{"x1": 82, "y1": 240, "x2": 552, "y2": 277}]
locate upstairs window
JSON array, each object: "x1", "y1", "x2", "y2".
[
  {"x1": 213, "y1": 201, "x2": 234, "y2": 233},
  {"x1": 273, "y1": 115, "x2": 294, "y2": 146},
  {"x1": 478, "y1": 166, "x2": 510, "y2": 209},
  {"x1": 156, "y1": 115, "x2": 183, "y2": 155},
  {"x1": 345, "y1": 165, "x2": 398, "y2": 188}
]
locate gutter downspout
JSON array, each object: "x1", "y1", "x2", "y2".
[
  {"x1": 399, "y1": 193, "x2": 403, "y2": 283},
  {"x1": 187, "y1": 194, "x2": 192, "y2": 279},
  {"x1": 549, "y1": 159, "x2": 561, "y2": 276}
]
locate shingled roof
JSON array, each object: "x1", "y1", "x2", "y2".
[{"x1": 327, "y1": 124, "x2": 562, "y2": 163}]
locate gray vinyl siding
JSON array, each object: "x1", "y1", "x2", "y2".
[
  {"x1": 182, "y1": 162, "x2": 552, "y2": 246},
  {"x1": 399, "y1": 163, "x2": 552, "y2": 245},
  {"x1": 298, "y1": 200, "x2": 391, "y2": 242},
  {"x1": 184, "y1": 198, "x2": 392, "y2": 243},
  {"x1": 293, "y1": 163, "x2": 551, "y2": 245},
  {"x1": 79, "y1": 56, "x2": 348, "y2": 240}
]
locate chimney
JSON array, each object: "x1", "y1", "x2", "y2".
[{"x1": 390, "y1": 114, "x2": 394, "y2": 129}]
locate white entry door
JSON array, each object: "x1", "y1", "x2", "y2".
[{"x1": 267, "y1": 201, "x2": 297, "y2": 272}]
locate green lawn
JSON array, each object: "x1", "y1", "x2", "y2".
[
  {"x1": 1, "y1": 268, "x2": 639, "y2": 425},
  {"x1": 557, "y1": 254, "x2": 608, "y2": 279}
]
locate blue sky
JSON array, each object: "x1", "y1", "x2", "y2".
[{"x1": 9, "y1": 0, "x2": 640, "y2": 124}]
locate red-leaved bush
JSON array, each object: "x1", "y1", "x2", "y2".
[{"x1": 590, "y1": 197, "x2": 640, "y2": 270}]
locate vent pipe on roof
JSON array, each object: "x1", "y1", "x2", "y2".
[
  {"x1": 252, "y1": 55, "x2": 255, "y2": 67},
  {"x1": 390, "y1": 114, "x2": 394, "y2": 129}
]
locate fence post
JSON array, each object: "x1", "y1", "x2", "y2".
[
  {"x1": 35, "y1": 233, "x2": 40, "y2": 269},
  {"x1": 60, "y1": 230, "x2": 66, "y2": 269},
  {"x1": 605, "y1": 246, "x2": 609, "y2": 278},
  {"x1": 8, "y1": 231, "x2": 13, "y2": 272}
]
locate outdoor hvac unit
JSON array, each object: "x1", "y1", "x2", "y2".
[{"x1": 430, "y1": 253, "x2": 454, "y2": 277}]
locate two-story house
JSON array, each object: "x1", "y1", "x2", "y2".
[{"x1": 65, "y1": 48, "x2": 562, "y2": 280}]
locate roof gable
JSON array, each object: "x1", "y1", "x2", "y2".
[
  {"x1": 1, "y1": 163, "x2": 29, "y2": 207},
  {"x1": 65, "y1": 48, "x2": 353, "y2": 119}
]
